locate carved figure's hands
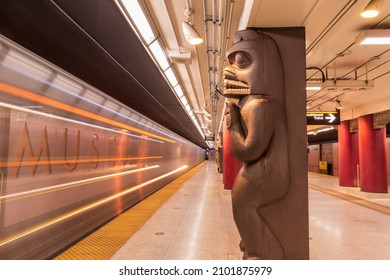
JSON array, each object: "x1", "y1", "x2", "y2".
[{"x1": 225, "y1": 101, "x2": 240, "y2": 128}]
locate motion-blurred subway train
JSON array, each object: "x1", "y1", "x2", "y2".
[{"x1": 0, "y1": 35, "x2": 204, "y2": 259}]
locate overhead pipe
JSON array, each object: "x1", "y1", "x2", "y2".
[
  {"x1": 219, "y1": 0, "x2": 234, "y2": 86},
  {"x1": 216, "y1": 0, "x2": 225, "y2": 90},
  {"x1": 202, "y1": 0, "x2": 216, "y2": 135},
  {"x1": 216, "y1": 0, "x2": 224, "y2": 90},
  {"x1": 216, "y1": 0, "x2": 234, "y2": 135},
  {"x1": 218, "y1": 0, "x2": 223, "y2": 53},
  {"x1": 211, "y1": 0, "x2": 218, "y2": 135},
  {"x1": 202, "y1": 0, "x2": 211, "y2": 94},
  {"x1": 212, "y1": 0, "x2": 217, "y2": 90},
  {"x1": 203, "y1": 0, "x2": 218, "y2": 135},
  {"x1": 201, "y1": 0, "x2": 235, "y2": 135}
]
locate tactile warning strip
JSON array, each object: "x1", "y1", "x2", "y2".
[{"x1": 54, "y1": 162, "x2": 205, "y2": 260}]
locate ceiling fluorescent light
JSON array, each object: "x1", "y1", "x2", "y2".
[
  {"x1": 306, "y1": 86, "x2": 321, "y2": 91},
  {"x1": 174, "y1": 85, "x2": 184, "y2": 98},
  {"x1": 306, "y1": 82, "x2": 322, "y2": 91},
  {"x1": 119, "y1": 0, "x2": 155, "y2": 44},
  {"x1": 149, "y1": 40, "x2": 170, "y2": 70},
  {"x1": 164, "y1": 67, "x2": 178, "y2": 87},
  {"x1": 355, "y1": 29, "x2": 390, "y2": 45},
  {"x1": 180, "y1": 96, "x2": 188, "y2": 106},
  {"x1": 361, "y1": 0, "x2": 383, "y2": 18}
]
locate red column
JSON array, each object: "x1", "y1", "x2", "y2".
[
  {"x1": 358, "y1": 115, "x2": 388, "y2": 193},
  {"x1": 338, "y1": 121, "x2": 359, "y2": 187},
  {"x1": 222, "y1": 119, "x2": 243, "y2": 190},
  {"x1": 352, "y1": 131, "x2": 359, "y2": 183}
]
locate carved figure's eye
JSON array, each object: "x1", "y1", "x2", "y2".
[{"x1": 229, "y1": 52, "x2": 252, "y2": 69}]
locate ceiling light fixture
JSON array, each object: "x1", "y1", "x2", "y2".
[
  {"x1": 117, "y1": 0, "x2": 156, "y2": 44},
  {"x1": 182, "y1": 4, "x2": 203, "y2": 45},
  {"x1": 355, "y1": 29, "x2": 390, "y2": 45},
  {"x1": 115, "y1": 0, "x2": 204, "y2": 138},
  {"x1": 182, "y1": 21, "x2": 203, "y2": 45},
  {"x1": 361, "y1": 0, "x2": 383, "y2": 18},
  {"x1": 306, "y1": 85, "x2": 322, "y2": 91}
]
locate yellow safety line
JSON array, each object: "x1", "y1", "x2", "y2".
[{"x1": 53, "y1": 161, "x2": 205, "y2": 260}]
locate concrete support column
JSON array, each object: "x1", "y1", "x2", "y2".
[
  {"x1": 358, "y1": 115, "x2": 388, "y2": 193},
  {"x1": 338, "y1": 121, "x2": 359, "y2": 187},
  {"x1": 222, "y1": 118, "x2": 242, "y2": 190}
]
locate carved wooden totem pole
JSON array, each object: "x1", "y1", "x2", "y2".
[{"x1": 222, "y1": 29, "x2": 308, "y2": 260}]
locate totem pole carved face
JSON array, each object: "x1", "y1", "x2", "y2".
[
  {"x1": 222, "y1": 30, "x2": 284, "y2": 101},
  {"x1": 223, "y1": 32, "x2": 257, "y2": 98}
]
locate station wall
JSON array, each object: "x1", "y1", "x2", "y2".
[{"x1": 308, "y1": 138, "x2": 390, "y2": 185}]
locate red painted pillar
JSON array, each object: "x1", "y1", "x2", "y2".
[
  {"x1": 338, "y1": 121, "x2": 359, "y2": 187},
  {"x1": 222, "y1": 118, "x2": 243, "y2": 190},
  {"x1": 352, "y1": 131, "x2": 359, "y2": 182},
  {"x1": 358, "y1": 115, "x2": 388, "y2": 193}
]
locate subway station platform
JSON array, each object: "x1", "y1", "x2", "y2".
[{"x1": 55, "y1": 160, "x2": 390, "y2": 260}]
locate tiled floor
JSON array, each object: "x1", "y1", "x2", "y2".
[
  {"x1": 111, "y1": 160, "x2": 242, "y2": 260},
  {"x1": 308, "y1": 173, "x2": 390, "y2": 259},
  {"x1": 110, "y1": 161, "x2": 390, "y2": 260}
]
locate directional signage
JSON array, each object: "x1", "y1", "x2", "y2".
[{"x1": 307, "y1": 110, "x2": 340, "y2": 125}]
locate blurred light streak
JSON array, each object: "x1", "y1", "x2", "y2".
[
  {"x1": 0, "y1": 171, "x2": 3, "y2": 217},
  {"x1": 0, "y1": 81, "x2": 175, "y2": 143},
  {"x1": 0, "y1": 165, "x2": 160, "y2": 201},
  {"x1": 0, "y1": 165, "x2": 188, "y2": 247},
  {"x1": 0, "y1": 101, "x2": 164, "y2": 143},
  {"x1": 0, "y1": 156, "x2": 162, "y2": 168},
  {"x1": 0, "y1": 60, "x2": 183, "y2": 142}
]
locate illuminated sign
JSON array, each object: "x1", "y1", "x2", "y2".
[{"x1": 306, "y1": 110, "x2": 340, "y2": 125}]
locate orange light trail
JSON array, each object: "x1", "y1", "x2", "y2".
[
  {"x1": 0, "y1": 156, "x2": 162, "y2": 168},
  {"x1": 0, "y1": 81, "x2": 175, "y2": 143}
]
